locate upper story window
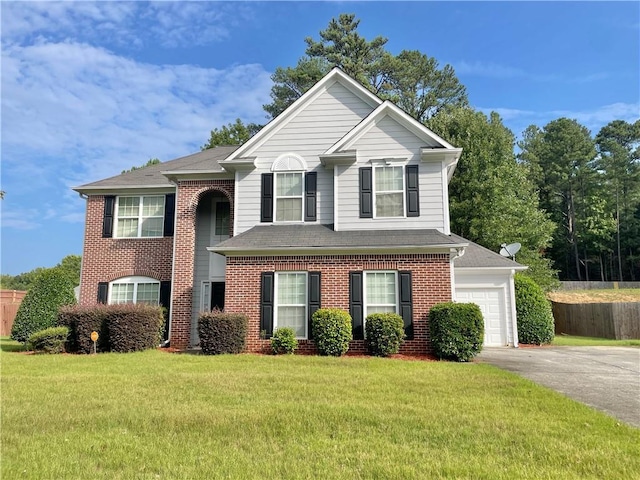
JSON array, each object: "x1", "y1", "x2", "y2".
[
  {"x1": 116, "y1": 195, "x2": 165, "y2": 238},
  {"x1": 359, "y1": 164, "x2": 419, "y2": 219},
  {"x1": 261, "y1": 153, "x2": 316, "y2": 223},
  {"x1": 109, "y1": 276, "x2": 160, "y2": 305}
]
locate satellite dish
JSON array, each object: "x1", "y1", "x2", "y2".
[{"x1": 500, "y1": 242, "x2": 521, "y2": 261}]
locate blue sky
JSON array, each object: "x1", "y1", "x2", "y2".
[{"x1": 1, "y1": 1, "x2": 639, "y2": 276}]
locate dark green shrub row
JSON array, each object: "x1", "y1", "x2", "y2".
[
  {"x1": 198, "y1": 311, "x2": 248, "y2": 354},
  {"x1": 271, "y1": 327, "x2": 298, "y2": 354},
  {"x1": 58, "y1": 304, "x2": 163, "y2": 353},
  {"x1": 11, "y1": 269, "x2": 76, "y2": 343},
  {"x1": 365, "y1": 313, "x2": 405, "y2": 357},
  {"x1": 28, "y1": 326, "x2": 69, "y2": 354},
  {"x1": 515, "y1": 274, "x2": 555, "y2": 345},
  {"x1": 429, "y1": 302, "x2": 484, "y2": 362},
  {"x1": 311, "y1": 308, "x2": 352, "y2": 356}
]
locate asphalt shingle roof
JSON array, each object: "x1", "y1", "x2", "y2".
[
  {"x1": 211, "y1": 224, "x2": 465, "y2": 252},
  {"x1": 450, "y1": 234, "x2": 525, "y2": 269},
  {"x1": 74, "y1": 145, "x2": 239, "y2": 190}
]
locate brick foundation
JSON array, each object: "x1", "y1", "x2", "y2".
[{"x1": 225, "y1": 253, "x2": 452, "y2": 355}]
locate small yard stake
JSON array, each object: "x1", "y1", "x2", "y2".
[{"x1": 91, "y1": 331, "x2": 98, "y2": 354}]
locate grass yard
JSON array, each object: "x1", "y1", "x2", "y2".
[
  {"x1": 2, "y1": 339, "x2": 639, "y2": 479},
  {"x1": 548, "y1": 288, "x2": 640, "y2": 303},
  {"x1": 552, "y1": 334, "x2": 640, "y2": 347}
]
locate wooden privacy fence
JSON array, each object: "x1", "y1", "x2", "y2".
[
  {"x1": 552, "y1": 301, "x2": 640, "y2": 339},
  {"x1": 0, "y1": 290, "x2": 27, "y2": 336}
]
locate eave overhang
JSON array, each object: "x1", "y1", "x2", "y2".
[
  {"x1": 161, "y1": 169, "x2": 235, "y2": 183},
  {"x1": 208, "y1": 243, "x2": 468, "y2": 257},
  {"x1": 72, "y1": 184, "x2": 175, "y2": 195},
  {"x1": 319, "y1": 150, "x2": 357, "y2": 167}
]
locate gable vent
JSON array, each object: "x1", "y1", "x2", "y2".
[{"x1": 271, "y1": 153, "x2": 307, "y2": 172}]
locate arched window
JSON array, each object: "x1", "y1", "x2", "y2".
[{"x1": 109, "y1": 276, "x2": 160, "y2": 305}]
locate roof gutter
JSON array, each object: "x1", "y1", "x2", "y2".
[{"x1": 208, "y1": 242, "x2": 468, "y2": 256}]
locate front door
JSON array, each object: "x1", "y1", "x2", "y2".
[{"x1": 211, "y1": 282, "x2": 225, "y2": 311}]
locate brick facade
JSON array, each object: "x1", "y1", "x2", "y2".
[
  {"x1": 79, "y1": 195, "x2": 174, "y2": 305},
  {"x1": 225, "y1": 253, "x2": 452, "y2": 355},
  {"x1": 170, "y1": 179, "x2": 234, "y2": 349}
]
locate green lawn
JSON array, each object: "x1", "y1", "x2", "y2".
[
  {"x1": 553, "y1": 334, "x2": 640, "y2": 347},
  {"x1": 2, "y1": 338, "x2": 639, "y2": 479}
]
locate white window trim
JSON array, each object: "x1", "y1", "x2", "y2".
[
  {"x1": 363, "y1": 271, "x2": 399, "y2": 321},
  {"x1": 371, "y1": 162, "x2": 406, "y2": 219},
  {"x1": 274, "y1": 272, "x2": 308, "y2": 339},
  {"x1": 109, "y1": 276, "x2": 160, "y2": 305},
  {"x1": 114, "y1": 195, "x2": 165, "y2": 238},
  {"x1": 274, "y1": 172, "x2": 304, "y2": 223}
]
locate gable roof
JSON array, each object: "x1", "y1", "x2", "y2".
[
  {"x1": 220, "y1": 68, "x2": 382, "y2": 164},
  {"x1": 325, "y1": 100, "x2": 456, "y2": 155},
  {"x1": 209, "y1": 224, "x2": 466, "y2": 255},
  {"x1": 451, "y1": 234, "x2": 527, "y2": 270},
  {"x1": 73, "y1": 146, "x2": 238, "y2": 193}
]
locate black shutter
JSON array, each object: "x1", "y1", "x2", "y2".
[
  {"x1": 308, "y1": 272, "x2": 321, "y2": 339},
  {"x1": 359, "y1": 168, "x2": 373, "y2": 218},
  {"x1": 163, "y1": 193, "x2": 176, "y2": 237},
  {"x1": 102, "y1": 196, "x2": 115, "y2": 238},
  {"x1": 398, "y1": 271, "x2": 413, "y2": 339},
  {"x1": 159, "y1": 281, "x2": 171, "y2": 341},
  {"x1": 260, "y1": 272, "x2": 274, "y2": 338},
  {"x1": 261, "y1": 173, "x2": 274, "y2": 223},
  {"x1": 350, "y1": 272, "x2": 364, "y2": 340},
  {"x1": 406, "y1": 165, "x2": 420, "y2": 217},
  {"x1": 304, "y1": 172, "x2": 317, "y2": 222},
  {"x1": 97, "y1": 282, "x2": 109, "y2": 303}
]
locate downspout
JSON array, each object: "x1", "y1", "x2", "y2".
[
  {"x1": 449, "y1": 247, "x2": 465, "y2": 300},
  {"x1": 165, "y1": 181, "x2": 179, "y2": 348},
  {"x1": 77, "y1": 192, "x2": 89, "y2": 304},
  {"x1": 509, "y1": 269, "x2": 519, "y2": 348}
]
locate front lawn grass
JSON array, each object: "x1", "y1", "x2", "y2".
[
  {"x1": 552, "y1": 334, "x2": 640, "y2": 347},
  {"x1": 2, "y1": 339, "x2": 639, "y2": 479}
]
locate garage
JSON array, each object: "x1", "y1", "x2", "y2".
[{"x1": 456, "y1": 288, "x2": 506, "y2": 346}]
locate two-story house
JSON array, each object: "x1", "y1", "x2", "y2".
[{"x1": 74, "y1": 68, "x2": 525, "y2": 353}]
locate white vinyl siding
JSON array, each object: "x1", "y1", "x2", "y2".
[
  {"x1": 115, "y1": 195, "x2": 164, "y2": 238},
  {"x1": 109, "y1": 276, "x2": 160, "y2": 305},
  {"x1": 336, "y1": 116, "x2": 446, "y2": 231},
  {"x1": 275, "y1": 272, "x2": 308, "y2": 339},
  {"x1": 234, "y1": 82, "x2": 375, "y2": 234}
]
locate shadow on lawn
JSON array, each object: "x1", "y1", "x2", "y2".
[{"x1": 0, "y1": 337, "x2": 27, "y2": 353}]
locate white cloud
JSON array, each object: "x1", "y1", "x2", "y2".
[
  {"x1": 1, "y1": 39, "x2": 273, "y2": 227},
  {"x1": 0, "y1": 208, "x2": 41, "y2": 230},
  {"x1": 454, "y1": 60, "x2": 608, "y2": 84},
  {"x1": 1, "y1": 1, "x2": 253, "y2": 48}
]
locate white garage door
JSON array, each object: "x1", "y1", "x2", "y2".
[{"x1": 456, "y1": 288, "x2": 507, "y2": 346}]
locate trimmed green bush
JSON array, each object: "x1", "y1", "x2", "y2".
[
  {"x1": 271, "y1": 327, "x2": 298, "y2": 355},
  {"x1": 27, "y1": 326, "x2": 69, "y2": 354},
  {"x1": 429, "y1": 302, "x2": 484, "y2": 362},
  {"x1": 198, "y1": 312, "x2": 248, "y2": 355},
  {"x1": 365, "y1": 313, "x2": 405, "y2": 357},
  {"x1": 515, "y1": 274, "x2": 555, "y2": 345},
  {"x1": 107, "y1": 304, "x2": 164, "y2": 353},
  {"x1": 311, "y1": 308, "x2": 352, "y2": 357},
  {"x1": 11, "y1": 268, "x2": 76, "y2": 343},
  {"x1": 58, "y1": 304, "x2": 163, "y2": 353}
]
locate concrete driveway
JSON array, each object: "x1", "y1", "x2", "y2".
[{"x1": 477, "y1": 346, "x2": 640, "y2": 428}]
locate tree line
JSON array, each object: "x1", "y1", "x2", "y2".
[
  {"x1": 0, "y1": 255, "x2": 81, "y2": 291},
  {"x1": 202, "y1": 14, "x2": 639, "y2": 288}
]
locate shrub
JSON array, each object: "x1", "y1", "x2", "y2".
[
  {"x1": 515, "y1": 274, "x2": 555, "y2": 345},
  {"x1": 365, "y1": 313, "x2": 405, "y2": 357},
  {"x1": 311, "y1": 308, "x2": 352, "y2": 356},
  {"x1": 27, "y1": 326, "x2": 69, "y2": 354},
  {"x1": 107, "y1": 304, "x2": 164, "y2": 353},
  {"x1": 58, "y1": 304, "x2": 163, "y2": 353},
  {"x1": 429, "y1": 302, "x2": 484, "y2": 362},
  {"x1": 198, "y1": 311, "x2": 248, "y2": 355},
  {"x1": 11, "y1": 268, "x2": 76, "y2": 343},
  {"x1": 271, "y1": 327, "x2": 298, "y2": 355}
]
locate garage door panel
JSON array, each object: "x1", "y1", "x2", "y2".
[{"x1": 455, "y1": 288, "x2": 507, "y2": 346}]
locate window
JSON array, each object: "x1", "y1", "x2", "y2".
[
  {"x1": 109, "y1": 276, "x2": 160, "y2": 305},
  {"x1": 364, "y1": 271, "x2": 398, "y2": 316},
  {"x1": 275, "y1": 272, "x2": 307, "y2": 338},
  {"x1": 115, "y1": 196, "x2": 165, "y2": 238},
  {"x1": 374, "y1": 166, "x2": 404, "y2": 217},
  {"x1": 275, "y1": 172, "x2": 303, "y2": 222}
]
